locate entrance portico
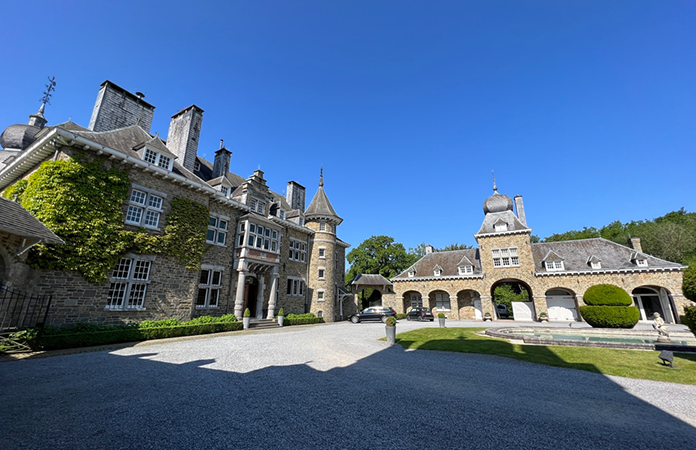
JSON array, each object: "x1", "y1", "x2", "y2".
[{"x1": 233, "y1": 254, "x2": 280, "y2": 320}]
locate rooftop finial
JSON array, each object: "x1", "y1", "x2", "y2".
[
  {"x1": 492, "y1": 170, "x2": 497, "y2": 193},
  {"x1": 39, "y1": 76, "x2": 57, "y2": 114},
  {"x1": 319, "y1": 167, "x2": 324, "y2": 187}
]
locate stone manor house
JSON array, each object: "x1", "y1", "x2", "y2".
[
  {"x1": 0, "y1": 80, "x2": 353, "y2": 327},
  {"x1": 386, "y1": 185, "x2": 692, "y2": 325}
]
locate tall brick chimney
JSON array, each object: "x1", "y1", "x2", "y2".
[
  {"x1": 166, "y1": 105, "x2": 203, "y2": 172},
  {"x1": 514, "y1": 195, "x2": 527, "y2": 227},
  {"x1": 286, "y1": 181, "x2": 306, "y2": 211},
  {"x1": 212, "y1": 139, "x2": 231, "y2": 179},
  {"x1": 628, "y1": 237, "x2": 643, "y2": 253}
]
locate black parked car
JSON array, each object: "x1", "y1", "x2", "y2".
[
  {"x1": 349, "y1": 306, "x2": 397, "y2": 323},
  {"x1": 406, "y1": 307, "x2": 434, "y2": 322}
]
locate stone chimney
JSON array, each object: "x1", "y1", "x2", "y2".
[
  {"x1": 514, "y1": 195, "x2": 527, "y2": 227},
  {"x1": 425, "y1": 245, "x2": 434, "y2": 255},
  {"x1": 628, "y1": 237, "x2": 643, "y2": 253},
  {"x1": 166, "y1": 105, "x2": 203, "y2": 172},
  {"x1": 88, "y1": 80, "x2": 155, "y2": 132},
  {"x1": 212, "y1": 139, "x2": 231, "y2": 179},
  {"x1": 286, "y1": 181, "x2": 306, "y2": 211}
]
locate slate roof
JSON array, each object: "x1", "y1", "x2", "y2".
[
  {"x1": 477, "y1": 209, "x2": 528, "y2": 235},
  {"x1": 55, "y1": 121, "x2": 90, "y2": 132},
  {"x1": 305, "y1": 186, "x2": 342, "y2": 224},
  {"x1": 351, "y1": 274, "x2": 393, "y2": 286},
  {"x1": 531, "y1": 238, "x2": 683, "y2": 273},
  {"x1": 71, "y1": 126, "x2": 202, "y2": 183},
  {"x1": 0, "y1": 197, "x2": 64, "y2": 245},
  {"x1": 393, "y1": 248, "x2": 482, "y2": 280}
]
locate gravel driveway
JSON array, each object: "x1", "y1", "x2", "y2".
[{"x1": 1, "y1": 320, "x2": 695, "y2": 449}]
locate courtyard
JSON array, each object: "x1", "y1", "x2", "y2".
[{"x1": 2, "y1": 321, "x2": 696, "y2": 449}]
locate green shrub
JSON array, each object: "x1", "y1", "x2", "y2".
[
  {"x1": 583, "y1": 284, "x2": 632, "y2": 306},
  {"x1": 139, "y1": 318, "x2": 181, "y2": 328},
  {"x1": 284, "y1": 314, "x2": 324, "y2": 326},
  {"x1": 438, "y1": 313, "x2": 446, "y2": 319},
  {"x1": 286, "y1": 313, "x2": 316, "y2": 319},
  {"x1": 385, "y1": 316, "x2": 397, "y2": 326},
  {"x1": 396, "y1": 313, "x2": 407, "y2": 320},
  {"x1": 684, "y1": 264, "x2": 696, "y2": 302},
  {"x1": 579, "y1": 306, "x2": 640, "y2": 328},
  {"x1": 277, "y1": 308, "x2": 284, "y2": 317},
  {"x1": 684, "y1": 306, "x2": 696, "y2": 337}
]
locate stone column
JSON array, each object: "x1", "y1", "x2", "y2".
[
  {"x1": 256, "y1": 275, "x2": 266, "y2": 319},
  {"x1": 266, "y1": 269, "x2": 280, "y2": 319},
  {"x1": 480, "y1": 295, "x2": 494, "y2": 320},
  {"x1": 234, "y1": 269, "x2": 248, "y2": 319},
  {"x1": 533, "y1": 295, "x2": 547, "y2": 320}
]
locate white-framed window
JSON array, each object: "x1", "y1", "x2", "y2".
[
  {"x1": 494, "y1": 222, "x2": 508, "y2": 232},
  {"x1": 317, "y1": 290, "x2": 325, "y2": 301},
  {"x1": 319, "y1": 247, "x2": 326, "y2": 258},
  {"x1": 245, "y1": 223, "x2": 279, "y2": 252},
  {"x1": 142, "y1": 148, "x2": 173, "y2": 170},
  {"x1": 319, "y1": 221, "x2": 326, "y2": 231},
  {"x1": 410, "y1": 293, "x2": 422, "y2": 308},
  {"x1": 492, "y1": 247, "x2": 519, "y2": 267},
  {"x1": 591, "y1": 261, "x2": 602, "y2": 269},
  {"x1": 107, "y1": 256, "x2": 152, "y2": 310},
  {"x1": 249, "y1": 198, "x2": 266, "y2": 215},
  {"x1": 220, "y1": 186, "x2": 228, "y2": 196},
  {"x1": 545, "y1": 260, "x2": 564, "y2": 271},
  {"x1": 194, "y1": 160, "x2": 201, "y2": 172},
  {"x1": 125, "y1": 187, "x2": 165, "y2": 230},
  {"x1": 434, "y1": 268, "x2": 441, "y2": 276},
  {"x1": 408, "y1": 270, "x2": 415, "y2": 278},
  {"x1": 458, "y1": 265, "x2": 473, "y2": 275},
  {"x1": 435, "y1": 292, "x2": 451, "y2": 311},
  {"x1": 289, "y1": 238, "x2": 307, "y2": 262},
  {"x1": 636, "y1": 259, "x2": 648, "y2": 267},
  {"x1": 196, "y1": 268, "x2": 222, "y2": 308},
  {"x1": 318, "y1": 268, "x2": 325, "y2": 280},
  {"x1": 286, "y1": 277, "x2": 306, "y2": 297},
  {"x1": 207, "y1": 215, "x2": 228, "y2": 246}
]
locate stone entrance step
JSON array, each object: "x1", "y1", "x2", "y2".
[{"x1": 248, "y1": 319, "x2": 279, "y2": 330}]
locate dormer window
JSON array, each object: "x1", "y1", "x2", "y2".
[
  {"x1": 494, "y1": 221, "x2": 508, "y2": 232},
  {"x1": 142, "y1": 148, "x2": 173, "y2": 171},
  {"x1": 636, "y1": 259, "x2": 648, "y2": 267},
  {"x1": 249, "y1": 199, "x2": 266, "y2": 214},
  {"x1": 220, "y1": 186, "x2": 228, "y2": 196},
  {"x1": 279, "y1": 210, "x2": 286, "y2": 219},
  {"x1": 433, "y1": 265, "x2": 443, "y2": 277},
  {"x1": 408, "y1": 269, "x2": 415, "y2": 278},
  {"x1": 195, "y1": 161, "x2": 201, "y2": 172},
  {"x1": 458, "y1": 265, "x2": 473, "y2": 275},
  {"x1": 545, "y1": 260, "x2": 564, "y2": 271},
  {"x1": 591, "y1": 261, "x2": 601, "y2": 269}
]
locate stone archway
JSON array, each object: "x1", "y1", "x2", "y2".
[
  {"x1": 545, "y1": 288, "x2": 579, "y2": 321},
  {"x1": 402, "y1": 290, "x2": 424, "y2": 313},
  {"x1": 458, "y1": 290, "x2": 482, "y2": 320},
  {"x1": 490, "y1": 279, "x2": 534, "y2": 320},
  {"x1": 428, "y1": 290, "x2": 452, "y2": 316},
  {"x1": 632, "y1": 286, "x2": 677, "y2": 324},
  {"x1": 350, "y1": 274, "x2": 394, "y2": 311}
]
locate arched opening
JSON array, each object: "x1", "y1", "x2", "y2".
[
  {"x1": 545, "y1": 288, "x2": 579, "y2": 321},
  {"x1": 243, "y1": 276, "x2": 259, "y2": 317},
  {"x1": 490, "y1": 280, "x2": 534, "y2": 321},
  {"x1": 457, "y1": 290, "x2": 482, "y2": 320},
  {"x1": 402, "y1": 290, "x2": 424, "y2": 313},
  {"x1": 632, "y1": 286, "x2": 677, "y2": 324},
  {"x1": 353, "y1": 288, "x2": 383, "y2": 309},
  {"x1": 428, "y1": 290, "x2": 451, "y2": 316}
]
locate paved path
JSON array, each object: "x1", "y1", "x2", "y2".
[{"x1": 1, "y1": 321, "x2": 695, "y2": 449}]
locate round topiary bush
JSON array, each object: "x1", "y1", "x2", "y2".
[
  {"x1": 579, "y1": 306, "x2": 640, "y2": 328},
  {"x1": 583, "y1": 284, "x2": 632, "y2": 306},
  {"x1": 385, "y1": 316, "x2": 397, "y2": 326},
  {"x1": 684, "y1": 306, "x2": 696, "y2": 337}
]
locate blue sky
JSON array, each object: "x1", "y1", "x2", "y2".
[{"x1": 1, "y1": 1, "x2": 695, "y2": 255}]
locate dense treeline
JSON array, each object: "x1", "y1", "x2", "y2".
[{"x1": 543, "y1": 208, "x2": 696, "y2": 265}]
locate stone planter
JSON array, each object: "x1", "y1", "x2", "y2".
[
  {"x1": 243, "y1": 317, "x2": 250, "y2": 329},
  {"x1": 278, "y1": 315, "x2": 284, "y2": 327},
  {"x1": 438, "y1": 317, "x2": 446, "y2": 328},
  {"x1": 483, "y1": 314, "x2": 492, "y2": 322},
  {"x1": 386, "y1": 325, "x2": 396, "y2": 346}
]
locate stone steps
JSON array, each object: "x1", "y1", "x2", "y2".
[{"x1": 248, "y1": 319, "x2": 280, "y2": 330}]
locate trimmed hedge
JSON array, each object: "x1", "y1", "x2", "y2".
[
  {"x1": 285, "y1": 313, "x2": 324, "y2": 326},
  {"x1": 684, "y1": 306, "x2": 696, "y2": 337},
  {"x1": 397, "y1": 314, "x2": 407, "y2": 320},
  {"x1": 13, "y1": 315, "x2": 241, "y2": 351},
  {"x1": 579, "y1": 306, "x2": 640, "y2": 328},
  {"x1": 583, "y1": 284, "x2": 632, "y2": 306}
]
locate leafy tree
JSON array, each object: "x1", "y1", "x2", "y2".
[
  {"x1": 440, "y1": 243, "x2": 473, "y2": 251},
  {"x1": 530, "y1": 235, "x2": 541, "y2": 243},
  {"x1": 346, "y1": 235, "x2": 416, "y2": 282},
  {"x1": 684, "y1": 263, "x2": 696, "y2": 303},
  {"x1": 493, "y1": 283, "x2": 529, "y2": 319},
  {"x1": 408, "y1": 242, "x2": 472, "y2": 258}
]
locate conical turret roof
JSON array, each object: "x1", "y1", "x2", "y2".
[{"x1": 305, "y1": 169, "x2": 342, "y2": 224}]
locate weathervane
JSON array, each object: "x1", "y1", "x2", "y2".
[
  {"x1": 319, "y1": 167, "x2": 324, "y2": 187},
  {"x1": 38, "y1": 76, "x2": 57, "y2": 114}
]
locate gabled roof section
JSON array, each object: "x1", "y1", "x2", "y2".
[
  {"x1": 531, "y1": 238, "x2": 683, "y2": 273},
  {"x1": 457, "y1": 255, "x2": 474, "y2": 266},
  {"x1": 0, "y1": 197, "x2": 64, "y2": 251},
  {"x1": 586, "y1": 255, "x2": 601, "y2": 264},
  {"x1": 351, "y1": 274, "x2": 393, "y2": 287},
  {"x1": 541, "y1": 250, "x2": 564, "y2": 262},
  {"x1": 133, "y1": 136, "x2": 177, "y2": 159},
  {"x1": 433, "y1": 264, "x2": 443, "y2": 271},
  {"x1": 393, "y1": 248, "x2": 481, "y2": 280}
]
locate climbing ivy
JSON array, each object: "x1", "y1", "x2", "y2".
[{"x1": 2, "y1": 157, "x2": 210, "y2": 282}]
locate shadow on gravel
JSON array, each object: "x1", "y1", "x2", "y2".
[{"x1": 1, "y1": 340, "x2": 695, "y2": 450}]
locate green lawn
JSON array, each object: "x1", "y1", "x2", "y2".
[{"x1": 395, "y1": 327, "x2": 696, "y2": 385}]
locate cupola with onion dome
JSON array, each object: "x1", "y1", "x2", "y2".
[
  {"x1": 476, "y1": 175, "x2": 530, "y2": 236},
  {"x1": 1, "y1": 77, "x2": 55, "y2": 151}
]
